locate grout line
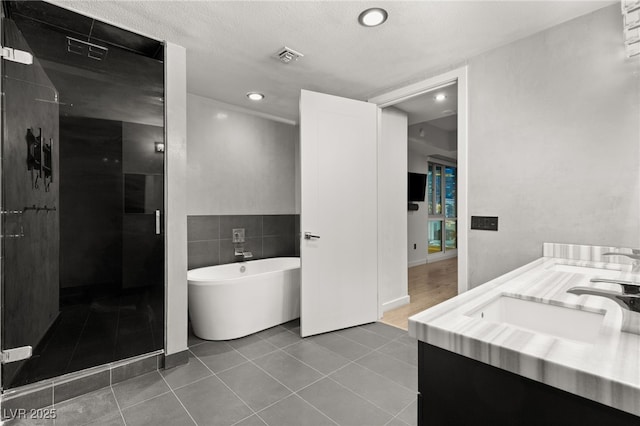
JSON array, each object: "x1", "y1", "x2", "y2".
[
  {"x1": 158, "y1": 374, "x2": 198, "y2": 425},
  {"x1": 109, "y1": 386, "x2": 128, "y2": 426}
]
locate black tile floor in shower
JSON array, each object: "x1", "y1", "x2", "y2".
[
  {"x1": 8, "y1": 321, "x2": 418, "y2": 426},
  {"x1": 7, "y1": 287, "x2": 164, "y2": 388}
]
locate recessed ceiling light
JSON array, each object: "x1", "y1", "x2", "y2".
[
  {"x1": 246, "y1": 92, "x2": 264, "y2": 101},
  {"x1": 434, "y1": 93, "x2": 447, "y2": 102},
  {"x1": 358, "y1": 8, "x2": 388, "y2": 27}
]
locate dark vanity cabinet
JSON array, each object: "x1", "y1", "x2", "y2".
[{"x1": 417, "y1": 342, "x2": 639, "y2": 426}]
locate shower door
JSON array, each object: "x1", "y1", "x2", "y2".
[{"x1": 1, "y1": 1, "x2": 165, "y2": 389}]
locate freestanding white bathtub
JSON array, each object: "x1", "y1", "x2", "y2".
[{"x1": 188, "y1": 257, "x2": 300, "y2": 341}]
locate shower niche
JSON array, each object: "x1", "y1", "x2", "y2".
[{"x1": 1, "y1": 0, "x2": 165, "y2": 389}]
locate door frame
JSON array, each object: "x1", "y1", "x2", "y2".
[{"x1": 368, "y1": 66, "x2": 469, "y2": 297}]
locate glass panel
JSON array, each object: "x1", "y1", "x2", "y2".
[
  {"x1": 445, "y1": 220, "x2": 457, "y2": 250},
  {"x1": 434, "y1": 165, "x2": 442, "y2": 215},
  {"x1": 445, "y1": 166, "x2": 456, "y2": 218},
  {"x1": 427, "y1": 167, "x2": 433, "y2": 214},
  {"x1": 2, "y1": 2, "x2": 165, "y2": 389},
  {"x1": 428, "y1": 220, "x2": 443, "y2": 254}
]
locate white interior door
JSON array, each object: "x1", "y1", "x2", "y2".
[{"x1": 300, "y1": 89, "x2": 378, "y2": 337}]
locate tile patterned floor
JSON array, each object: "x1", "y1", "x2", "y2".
[{"x1": 9, "y1": 321, "x2": 417, "y2": 426}]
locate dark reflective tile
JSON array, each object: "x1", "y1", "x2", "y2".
[
  {"x1": 111, "y1": 355, "x2": 158, "y2": 384},
  {"x1": 263, "y1": 235, "x2": 296, "y2": 258},
  {"x1": 257, "y1": 394, "x2": 334, "y2": 426},
  {"x1": 219, "y1": 237, "x2": 262, "y2": 264},
  {"x1": 188, "y1": 240, "x2": 220, "y2": 269},
  {"x1": 263, "y1": 215, "x2": 295, "y2": 236},
  {"x1": 174, "y1": 376, "x2": 252, "y2": 426},
  {"x1": 297, "y1": 378, "x2": 392, "y2": 426},
  {"x1": 54, "y1": 370, "x2": 109, "y2": 404},
  {"x1": 219, "y1": 215, "x2": 263, "y2": 240},
  {"x1": 121, "y1": 392, "x2": 195, "y2": 426},
  {"x1": 187, "y1": 215, "x2": 220, "y2": 242}
]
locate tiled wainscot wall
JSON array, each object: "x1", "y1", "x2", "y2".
[{"x1": 187, "y1": 214, "x2": 300, "y2": 269}]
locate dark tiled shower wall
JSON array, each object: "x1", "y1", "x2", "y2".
[{"x1": 187, "y1": 214, "x2": 300, "y2": 269}]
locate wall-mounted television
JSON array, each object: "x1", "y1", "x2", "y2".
[{"x1": 408, "y1": 172, "x2": 427, "y2": 202}]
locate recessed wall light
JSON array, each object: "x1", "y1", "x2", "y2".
[
  {"x1": 434, "y1": 93, "x2": 447, "y2": 102},
  {"x1": 358, "y1": 8, "x2": 388, "y2": 27},
  {"x1": 246, "y1": 92, "x2": 265, "y2": 101}
]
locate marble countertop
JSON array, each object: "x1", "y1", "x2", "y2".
[{"x1": 408, "y1": 243, "x2": 640, "y2": 417}]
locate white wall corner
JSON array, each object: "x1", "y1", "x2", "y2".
[
  {"x1": 165, "y1": 42, "x2": 188, "y2": 356},
  {"x1": 382, "y1": 295, "x2": 411, "y2": 313}
]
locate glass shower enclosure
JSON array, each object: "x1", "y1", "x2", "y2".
[{"x1": 0, "y1": 1, "x2": 165, "y2": 389}]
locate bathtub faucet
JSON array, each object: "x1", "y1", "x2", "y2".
[{"x1": 234, "y1": 246, "x2": 253, "y2": 260}]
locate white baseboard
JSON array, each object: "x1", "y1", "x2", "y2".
[
  {"x1": 427, "y1": 251, "x2": 457, "y2": 263},
  {"x1": 408, "y1": 259, "x2": 426, "y2": 268},
  {"x1": 382, "y1": 295, "x2": 410, "y2": 312}
]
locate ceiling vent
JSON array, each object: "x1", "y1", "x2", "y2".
[{"x1": 274, "y1": 46, "x2": 304, "y2": 64}]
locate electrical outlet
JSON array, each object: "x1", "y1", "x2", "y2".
[
  {"x1": 471, "y1": 216, "x2": 498, "y2": 231},
  {"x1": 413, "y1": 244, "x2": 417, "y2": 249}
]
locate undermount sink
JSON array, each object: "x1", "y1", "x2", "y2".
[
  {"x1": 466, "y1": 295, "x2": 606, "y2": 344},
  {"x1": 546, "y1": 264, "x2": 622, "y2": 279}
]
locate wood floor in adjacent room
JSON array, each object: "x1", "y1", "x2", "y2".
[{"x1": 382, "y1": 257, "x2": 458, "y2": 330}]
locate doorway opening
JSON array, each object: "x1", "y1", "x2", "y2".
[{"x1": 370, "y1": 67, "x2": 467, "y2": 329}]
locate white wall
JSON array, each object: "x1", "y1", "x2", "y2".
[
  {"x1": 467, "y1": 5, "x2": 640, "y2": 287},
  {"x1": 186, "y1": 94, "x2": 297, "y2": 215},
  {"x1": 165, "y1": 42, "x2": 188, "y2": 356},
  {"x1": 378, "y1": 108, "x2": 409, "y2": 312}
]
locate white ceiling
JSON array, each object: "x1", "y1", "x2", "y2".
[
  {"x1": 50, "y1": 0, "x2": 613, "y2": 124},
  {"x1": 394, "y1": 82, "x2": 458, "y2": 127}
]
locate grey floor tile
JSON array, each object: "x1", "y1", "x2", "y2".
[
  {"x1": 253, "y1": 350, "x2": 323, "y2": 391},
  {"x1": 217, "y1": 362, "x2": 291, "y2": 411},
  {"x1": 281, "y1": 319, "x2": 300, "y2": 330},
  {"x1": 337, "y1": 327, "x2": 391, "y2": 349},
  {"x1": 112, "y1": 371, "x2": 170, "y2": 409},
  {"x1": 85, "y1": 412, "x2": 126, "y2": 425},
  {"x1": 377, "y1": 341, "x2": 418, "y2": 367},
  {"x1": 297, "y1": 378, "x2": 393, "y2": 426},
  {"x1": 329, "y1": 363, "x2": 416, "y2": 415},
  {"x1": 190, "y1": 341, "x2": 247, "y2": 373},
  {"x1": 53, "y1": 388, "x2": 119, "y2": 426},
  {"x1": 284, "y1": 341, "x2": 350, "y2": 375},
  {"x1": 308, "y1": 333, "x2": 372, "y2": 360},
  {"x1": 122, "y1": 392, "x2": 195, "y2": 426},
  {"x1": 3, "y1": 410, "x2": 54, "y2": 426},
  {"x1": 187, "y1": 329, "x2": 207, "y2": 348},
  {"x1": 234, "y1": 415, "x2": 267, "y2": 426},
  {"x1": 359, "y1": 322, "x2": 407, "y2": 339},
  {"x1": 394, "y1": 334, "x2": 418, "y2": 348},
  {"x1": 257, "y1": 394, "x2": 335, "y2": 426},
  {"x1": 259, "y1": 328, "x2": 302, "y2": 348},
  {"x1": 356, "y1": 352, "x2": 418, "y2": 391},
  {"x1": 174, "y1": 376, "x2": 252, "y2": 426},
  {"x1": 385, "y1": 417, "x2": 411, "y2": 426},
  {"x1": 395, "y1": 399, "x2": 417, "y2": 426},
  {"x1": 228, "y1": 334, "x2": 279, "y2": 360},
  {"x1": 161, "y1": 352, "x2": 213, "y2": 389}
]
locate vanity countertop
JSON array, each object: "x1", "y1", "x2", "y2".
[{"x1": 408, "y1": 243, "x2": 640, "y2": 417}]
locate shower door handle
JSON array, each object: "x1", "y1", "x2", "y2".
[{"x1": 155, "y1": 210, "x2": 161, "y2": 235}]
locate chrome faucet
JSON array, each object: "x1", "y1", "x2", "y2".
[
  {"x1": 234, "y1": 245, "x2": 253, "y2": 260},
  {"x1": 602, "y1": 249, "x2": 640, "y2": 273},
  {"x1": 567, "y1": 280, "x2": 640, "y2": 334}
]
